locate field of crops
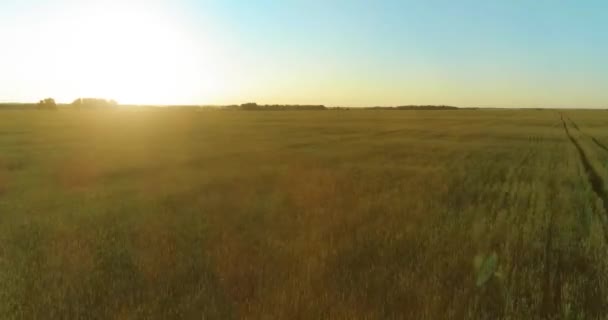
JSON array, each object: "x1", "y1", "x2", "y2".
[{"x1": 1, "y1": 109, "x2": 608, "y2": 319}]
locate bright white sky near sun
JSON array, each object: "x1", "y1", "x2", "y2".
[{"x1": 1, "y1": 0, "x2": 607, "y2": 107}]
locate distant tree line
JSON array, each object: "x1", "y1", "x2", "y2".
[
  {"x1": 0, "y1": 101, "x2": 482, "y2": 111},
  {"x1": 365, "y1": 105, "x2": 459, "y2": 110},
  {"x1": 72, "y1": 98, "x2": 118, "y2": 108},
  {"x1": 0, "y1": 98, "x2": 120, "y2": 110},
  {"x1": 226, "y1": 103, "x2": 327, "y2": 111}
]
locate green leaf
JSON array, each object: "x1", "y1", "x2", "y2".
[{"x1": 476, "y1": 253, "x2": 498, "y2": 287}]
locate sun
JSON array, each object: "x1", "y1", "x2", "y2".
[{"x1": 44, "y1": 2, "x2": 223, "y2": 105}]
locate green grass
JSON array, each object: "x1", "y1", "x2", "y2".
[{"x1": 1, "y1": 108, "x2": 608, "y2": 319}]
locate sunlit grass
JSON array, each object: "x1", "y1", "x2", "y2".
[{"x1": 1, "y1": 109, "x2": 607, "y2": 318}]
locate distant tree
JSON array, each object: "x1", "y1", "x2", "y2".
[
  {"x1": 37, "y1": 98, "x2": 57, "y2": 110},
  {"x1": 363, "y1": 105, "x2": 459, "y2": 110},
  {"x1": 72, "y1": 98, "x2": 118, "y2": 108},
  {"x1": 236, "y1": 103, "x2": 326, "y2": 111},
  {"x1": 395, "y1": 105, "x2": 458, "y2": 110}
]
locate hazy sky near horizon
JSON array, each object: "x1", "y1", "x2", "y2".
[{"x1": 1, "y1": 0, "x2": 607, "y2": 107}]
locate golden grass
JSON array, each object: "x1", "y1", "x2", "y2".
[{"x1": 1, "y1": 109, "x2": 608, "y2": 318}]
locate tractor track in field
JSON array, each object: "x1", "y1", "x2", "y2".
[
  {"x1": 566, "y1": 116, "x2": 608, "y2": 154},
  {"x1": 559, "y1": 114, "x2": 608, "y2": 316},
  {"x1": 541, "y1": 113, "x2": 608, "y2": 316},
  {"x1": 560, "y1": 114, "x2": 608, "y2": 241},
  {"x1": 589, "y1": 136, "x2": 608, "y2": 153},
  {"x1": 561, "y1": 114, "x2": 608, "y2": 216}
]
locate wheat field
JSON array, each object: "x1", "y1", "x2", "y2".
[{"x1": 1, "y1": 108, "x2": 608, "y2": 319}]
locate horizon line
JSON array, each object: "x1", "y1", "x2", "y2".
[{"x1": 0, "y1": 100, "x2": 607, "y2": 110}]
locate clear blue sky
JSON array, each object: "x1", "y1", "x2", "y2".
[{"x1": 1, "y1": 0, "x2": 607, "y2": 107}]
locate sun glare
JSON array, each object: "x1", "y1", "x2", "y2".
[{"x1": 41, "y1": 3, "x2": 223, "y2": 105}]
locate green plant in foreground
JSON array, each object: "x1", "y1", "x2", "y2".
[{"x1": 474, "y1": 252, "x2": 500, "y2": 287}]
